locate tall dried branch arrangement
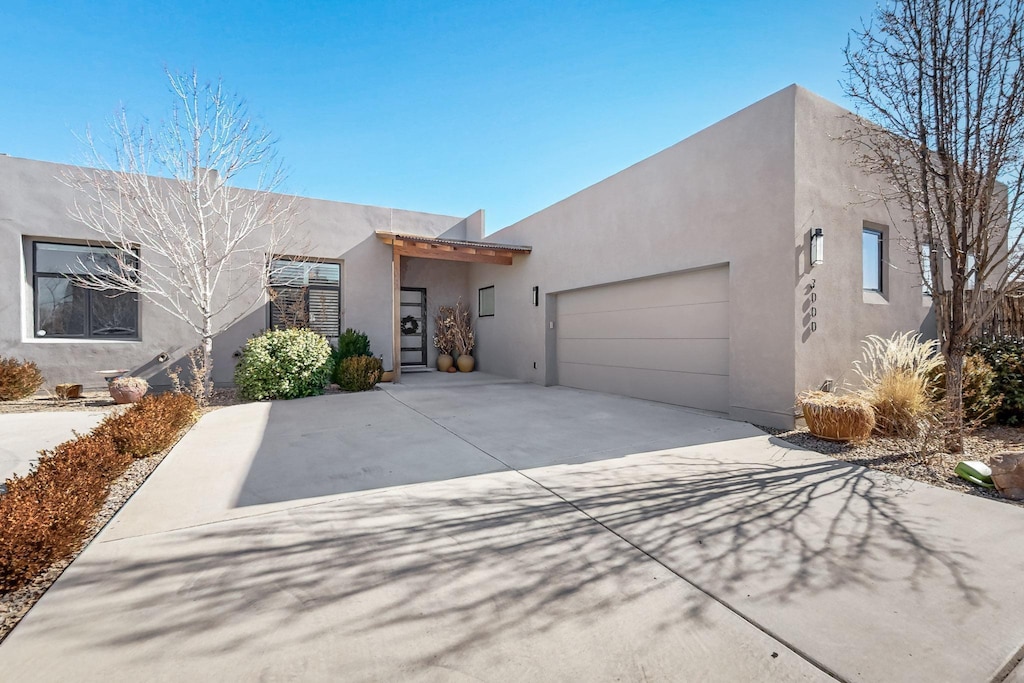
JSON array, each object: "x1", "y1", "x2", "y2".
[
  {"x1": 843, "y1": 0, "x2": 1024, "y2": 451},
  {"x1": 433, "y1": 305, "x2": 457, "y2": 355},
  {"x1": 451, "y1": 299, "x2": 475, "y2": 356},
  {"x1": 62, "y1": 69, "x2": 298, "y2": 401}
]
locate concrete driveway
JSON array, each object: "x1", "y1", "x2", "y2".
[{"x1": 1, "y1": 374, "x2": 1023, "y2": 682}]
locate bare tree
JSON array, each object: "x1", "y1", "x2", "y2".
[
  {"x1": 64, "y1": 69, "x2": 297, "y2": 401},
  {"x1": 843, "y1": 0, "x2": 1024, "y2": 452}
]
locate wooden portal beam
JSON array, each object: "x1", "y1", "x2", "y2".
[
  {"x1": 392, "y1": 247, "x2": 401, "y2": 383},
  {"x1": 393, "y1": 244, "x2": 514, "y2": 265}
]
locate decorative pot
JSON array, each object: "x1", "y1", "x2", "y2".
[
  {"x1": 447, "y1": 366, "x2": 457, "y2": 373},
  {"x1": 55, "y1": 383, "x2": 83, "y2": 400},
  {"x1": 437, "y1": 354, "x2": 454, "y2": 372},
  {"x1": 380, "y1": 370, "x2": 396, "y2": 383},
  {"x1": 456, "y1": 354, "x2": 475, "y2": 373},
  {"x1": 108, "y1": 378, "x2": 149, "y2": 405}
]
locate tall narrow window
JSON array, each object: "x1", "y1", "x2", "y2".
[
  {"x1": 862, "y1": 229, "x2": 883, "y2": 292},
  {"x1": 33, "y1": 242, "x2": 139, "y2": 339},
  {"x1": 268, "y1": 259, "x2": 342, "y2": 338},
  {"x1": 478, "y1": 286, "x2": 495, "y2": 317}
]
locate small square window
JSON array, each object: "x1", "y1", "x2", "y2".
[
  {"x1": 478, "y1": 286, "x2": 495, "y2": 317},
  {"x1": 863, "y1": 229, "x2": 883, "y2": 292}
]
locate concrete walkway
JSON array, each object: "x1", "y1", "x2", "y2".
[
  {"x1": 0, "y1": 411, "x2": 107, "y2": 483},
  {"x1": 1, "y1": 376, "x2": 1023, "y2": 681}
]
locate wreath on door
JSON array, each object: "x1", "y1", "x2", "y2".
[{"x1": 400, "y1": 315, "x2": 420, "y2": 335}]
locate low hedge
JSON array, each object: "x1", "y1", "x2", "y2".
[{"x1": 0, "y1": 391, "x2": 198, "y2": 593}]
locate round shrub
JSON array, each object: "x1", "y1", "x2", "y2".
[
  {"x1": 335, "y1": 355, "x2": 383, "y2": 392},
  {"x1": 972, "y1": 337, "x2": 1024, "y2": 424},
  {"x1": 235, "y1": 328, "x2": 333, "y2": 401},
  {"x1": 0, "y1": 356, "x2": 44, "y2": 401},
  {"x1": 929, "y1": 353, "x2": 1002, "y2": 427}
]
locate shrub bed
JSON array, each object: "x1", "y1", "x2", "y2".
[
  {"x1": 0, "y1": 357, "x2": 44, "y2": 401},
  {"x1": 234, "y1": 328, "x2": 333, "y2": 401},
  {"x1": 972, "y1": 337, "x2": 1024, "y2": 425},
  {"x1": 0, "y1": 392, "x2": 198, "y2": 594}
]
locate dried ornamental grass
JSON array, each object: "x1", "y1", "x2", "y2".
[
  {"x1": 854, "y1": 331, "x2": 943, "y2": 437},
  {"x1": 798, "y1": 391, "x2": 876, "y2": 443}
]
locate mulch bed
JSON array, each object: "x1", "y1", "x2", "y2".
[{"x1": 766, "y1": 424, "x2": 1024, "y2": 508}]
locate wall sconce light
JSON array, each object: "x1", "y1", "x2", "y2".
[
  {"x1": 810, "y1": 228, "x2": 824, "y2": 267},
  {"x1": 532, "y1": 286, "x2": 539, "y2": 306}
]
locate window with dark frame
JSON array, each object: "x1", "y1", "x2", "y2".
[
  {"x1": 862, "y1": 228, "x2": 884, "y2": 292},
  {"x1": 268, "y1": 259, "x2": 342, "y2": 338},
  {"x1": 33, "y1": 241, "x2": 139, "y2": 339},
  {"x1": 478, "y1": 285, "x2": 495, "y2": 317}
]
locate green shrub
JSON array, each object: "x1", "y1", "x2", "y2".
[
  {"x1": 972, "y1": 337, "x2": 1024, "y2": 424},
  {"x1": 333, "y1": 328, "x2": 372, "y2": 366},
  {"x1": 235, "y1": 328, "x2": 333, "y2": 400},
  {"x1": 95, "y1": 392, "x2": 199, "y2": 457},
  {"x1": 0, "y1": 356, "x2": 44, "y2": 401},
  {"x1": 335, "y1": 355, "x2": 383, "y2": 392},
  {"x1": 929, "y1": 353, "x2": 1002, "y2": 428}
]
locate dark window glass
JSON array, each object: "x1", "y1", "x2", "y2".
[
  {"x1": 33, "y1": 242, "x2": 139, "y2": 339},
  {"x1": 479, "y1": 286, "x2": 495, "y2": 317},
  {"x1": 863, "y1": 229, "x2": 883, "y2": 292},
  {"x1": 268, "y1": 259, "x2": 342, "y2": 338}
]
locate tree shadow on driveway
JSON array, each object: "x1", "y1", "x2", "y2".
[{"x1": 11, "y1": 441, "x2": 1015, "y2": 682}]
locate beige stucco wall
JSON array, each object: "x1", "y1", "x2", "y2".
[
  {"x1": 791, "y1": 87, "x2": 935, "y2": 395},
  {"x1": 0, "y1": 155, "x2": 464, "y2": 389},
  {"x1": 467, "y1": 86, "x2": 801, "y2": 427}
]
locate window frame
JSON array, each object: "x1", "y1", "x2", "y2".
[
  {"x1": 32, "y1": 240, "x2": 141, "y2": 340},
  {"x1": 266, "y1": 258, "x2": 344, "y2": 338},
  {"x1": 478, "y1": 285, "x2": 495, "y2": 317},
  {"x1": 862, "y1": 228, "x2": 884, "y2": 293}
]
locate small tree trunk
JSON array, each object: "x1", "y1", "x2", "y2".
[
  {"x1": 201, "y1": 323, "x2": 214, "y2": 404},
  {"x1": 944, "y1": 346, "x2": 966, "y2": 454}
]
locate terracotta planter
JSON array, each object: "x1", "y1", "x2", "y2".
[
  {"x1": 456, "y1": 354, "x2": 475, "y2": 372},
  {"x1": 437, "y1": 354, "x2": 454, "y2": 372},
  {"x1": 380, "y1": 370, "x2": 396, "y2": 383},
  {"x1": 108, "y1": 378, "x2": 149, "y2": 405}
]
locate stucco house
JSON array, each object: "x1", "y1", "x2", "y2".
[{"x1": 0, "y1": 84, "x2": 933, "y2": 428}]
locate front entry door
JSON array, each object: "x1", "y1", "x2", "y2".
[{"x1": 400, "y1": 287, "x2": 427, "y2": 367}]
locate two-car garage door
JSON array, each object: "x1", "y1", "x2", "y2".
[{"x1": 555, "y1": 266, "x2": 730, "y2": 413}]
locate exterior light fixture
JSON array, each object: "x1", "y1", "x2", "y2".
[
  {"x1": 532, "y1": 286, "x2": 539, "y2": 306},
  {"x1": 810, "y1": 228, "x2": 824, "y2": 267}
]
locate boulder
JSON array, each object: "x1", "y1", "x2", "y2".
[{"x1": 989, "y1": 452, "x2": 1024, "y2": 501}]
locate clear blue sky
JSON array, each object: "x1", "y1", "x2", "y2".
[{"x1": 1, "y1": 1, "x2": 878, "y2": 232}]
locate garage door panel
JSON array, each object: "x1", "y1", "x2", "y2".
[
  {"x1": 557, "y1": 302, "x2": 729, "y2": 340},
  {"x1": 557, "y1": 363, "x2": 729, "y2": 414},
  {"x1": 556, "y1": 337, "x2": 728, "y2": 376},
  {"x1": 556, "y1": 266, "x2": 730, "y2": 414},
  {"x1": 558, "y1": 267, "x2": 729, "y2": 315}
]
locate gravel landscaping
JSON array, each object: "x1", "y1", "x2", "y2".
[{"x1": 766, "y1": 424, "x2": 1024, "y2": 508}]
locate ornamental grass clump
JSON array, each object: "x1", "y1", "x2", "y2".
[
  {"x1": 798, "y1": 391, "x2": 875, "y2": 443},
  {"x1": 854, "y1": 331, "x2": 943, "y2": 437},
  {"x1": 0, "y1": 356, "x2": 44, "y2": 401},
  {"x1": 234, "y1": 328, "x2": 333, "y2": 401}
]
